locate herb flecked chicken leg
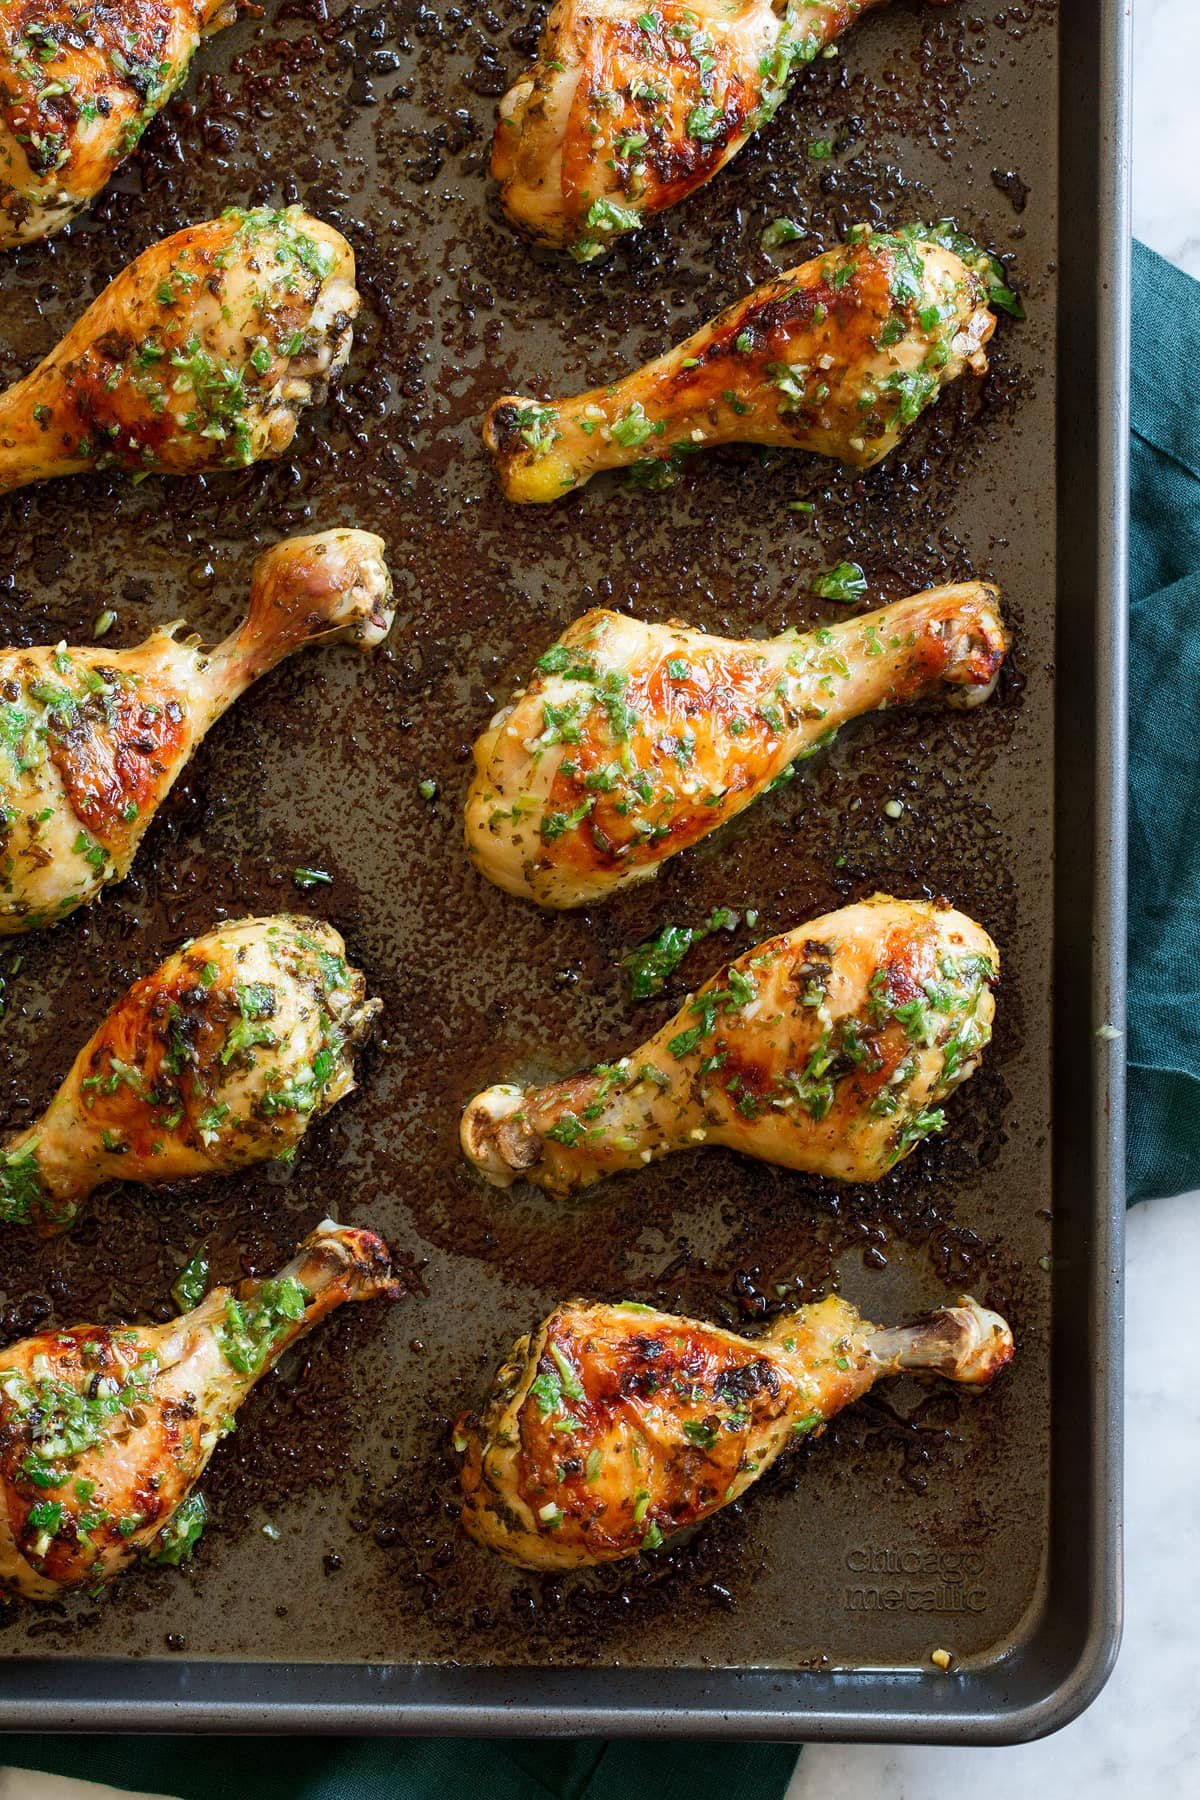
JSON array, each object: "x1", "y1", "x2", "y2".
[
  {"x1": 494, "y1": 0, "x2": 955, "y2": 261},
  {"x1": 0, "y1": 915, "x2": 380, "y2": 1232},
  {"x1": 462, "y1": 895, "x2": 998, "y2": 1192},
  {"x1": 467, "y1": 583, "x2": 1006, "y2": 907},
  {"x1": 0, "y1": 529, "x2": 392, "y2": 935},
  {"x1": 0, "y1": 207, "x2": 358, "y2": 493},
  {"x1": 0, "y1": 1220, "x2": 401, "y2": 1598},
  {"x1": 0, "y1": 0, "x2": 240, "y2": 248},
  {"x1": 457, "y1": 1290, "x2": 1012, "y2": 1569},
  {"x1": 483, "y1": 231, "x2": 994, "y2": 501}
]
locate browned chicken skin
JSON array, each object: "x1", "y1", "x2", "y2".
[
  {"x1": 457, "y1": 1291, "x2": 1012, "y2": 1569},
  {"x1": 0, "y1": 207, "x2": 358, "y2": 493},
  {"x1": 493, "y1": 0, "x2": 956, "y2": 260},
  {"x1": 462, "y1": 895, "x2": 998, "y2": 1192},
  {"x1": 0, "y1": 529, "x2": 392, "y2": 935},
  {"x1": 483, "y1": 232, "x2": 994, "y2": 501},
  {"x1": 0, "y1": 1221, "x2": 401, "y2": 1599},
  {"x1": 0, "y1": 0, "x2": 240, "y2": 247},
  {"x1": 466, "y1": 584, "x2": 1007, "y2": 907},
  {"x1": 0, "y1": 915, "x2": 380, "y2": 1233}
]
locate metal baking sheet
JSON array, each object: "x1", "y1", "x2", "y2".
[{"x1": 0, "y1": 0, "x2": 1126, "y2": 1741}]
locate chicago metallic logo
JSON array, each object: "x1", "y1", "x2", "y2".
[{"x1": 842, "y1": 1546, "x2": 987, "y2": 1615}]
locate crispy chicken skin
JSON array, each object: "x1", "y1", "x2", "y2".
[
  {"x1": 0, "y1": 1221, "x2": 401, "y2": 1599},
  {"x1": 462, "y1": 895, "x2": 998, "y2": 1193},
  {"x1": 457, "y1": 1291, "x2": 1012, "y2": 1569},
  {"x1": 0, "y1": 207, "x2": 358, "y2": 493},
  {"x1": 0, "y1": 915, "x2": 380, "y2": 1232},
  {"x1": 0, "y1": 530, "x2": 392, "y2": 935},
  {"x1": 493, "y1": 0, "x2": 954, "y2": 259},
  {"x1": 483, "y1": 232, "x2": 993, "y2": 501},
  {"x1": 0, "y1": 0, "x2": 239, "y2": 248},
  {"x1": 466, "y1": 584, "x2": 1006, "y2": 907}
]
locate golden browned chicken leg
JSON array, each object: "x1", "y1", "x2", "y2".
[
  {"x1": 0, "y1": 207, "x2": 358, "y2": 493},
  {"x1": 0, "y1": 530, "x2": 391, "y2": 935},
  {"x1": 483, "y1": 231, "x2": 994, "y2": 501},
  {"x1": 494, "y1": 0, "x2": 955, "y2": 260},
  {"x1": 466, "y1": 583, "x2": 1006, "y2": 907},
  {"x1": 462, "y1": 894, "x2": 997, "y2": 1193},
  {"x1": 0, "y1": 1221, "x2": 401, "y2": 1598},
  {"x1": 0, "y1": 0, "x2": 240, "y2": 248},
  {"x1": 457, "y1": 1290, "x2": 1012, "y2": 1569},
  {"x1": 0, "y1": 915, "x2": 380, "y2": 1232}
]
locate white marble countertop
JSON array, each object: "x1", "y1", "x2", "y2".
[{"x1": 4, "y1": 1, "x2": 1195, "y2": 1794}]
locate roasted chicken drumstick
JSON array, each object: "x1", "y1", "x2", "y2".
[
  {"x1": 457, "y1": 1290, "x2": 1013, "y2": 1569},
  {"x1": 466, "y1": 583, "x2": 1006, "y2": 907},
  {"x1": 493, "y1": 0, "x2": 953, "y2": 260},
  {"x1": 0, "y1": 1221, "x2": 401, "y2": 1598},
  {"x1": 0, "y1": 207, "x2": 358, "y2": 493},
  {"x1": 462, "y1": 895, "x2": 997, "y2": 1192},
  {"x1": 0, "y1": 915, "x2": 379, "y2": 1232},
  {"x1": 484, "y1": 232, "x2": 994, "y2": 501},
  {"x1": 0, "y1": 529, "x2": 392, "y2": 935},
  {"x1": 0, "y1": 0, "x2": 240, "y2": 248}
]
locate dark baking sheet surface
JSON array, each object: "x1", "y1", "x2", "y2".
[{"x1": 0, "y1": 0, "x2": 1125, "y2": 1739}]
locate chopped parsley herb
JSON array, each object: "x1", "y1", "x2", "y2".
[
  {"x1": 761, "y1": 217, "x2": 805, "y2": 251},
  {"x1": 529, "y1": 1368, "x2": 566, "y2": 1416},
  {"x1": 686, "y1": 100, "x2": 724, "y2": 141},
  {"x1": 216, "y1": 1276, "x2": 309, "y2": 1377},
  {"x1": 171, "y1": 1252, "x2": 209, "y2": 1313},
  {"x1": 149, "y1": 1492, "x2": 207, "y2": 1566},
  {"x1": 891, "y1": 1107, "x2": 947, "y2": 1161},
  {"x1": 513, "y1": 404, "x2": 559, "y2": 458},
  {"x1": 683, "y1": 1419, "x2": 719, "y2": 1450},
  {"x1": 536, "y1": 644, "x2": 597, "y2": 680},
  {"x1": 220, "y1": 982, "x2": 278, "y2": 1065},
  {"x1": 625, "y1": 923, "x2": 702, "y2": 1000},
  {"x1": 549, "y1": 1343, "x2": 586, "y2": 1403},
  {"x1": 0, "y1": 1145, "x2": 44, "y2": 1224},
  {"x1": 669, "y1": 1023, "x2": 704, "y2": 1061},
  {"x1": 609, "y1": 402, "x2": 659, "y2": 449},
  {"x1": 544, "y1": 1112, "x2": 585, "y2": 1146},
  {"x1": 541, "y1": 797, "x2": 595, "y2": 842},
  {"x1": 594, "y1": 669, "x2": 638, "y2": 739},
  {"x1": 71, "y1": 829, "x2": 107, "y2": 870},
  {"x1": 894, "y1": 219, "x2": 1025, "y2": 319},
  {"x1": 197, "y1": 1101, "x2": 230, "y2": 1142},
  {"x1": 27, "y1": 1499, "x2": 64, "y2": 1538},
  {"x1": 885, "y1": 366, "x2": 939, "y2": 426},
  {"x1": 811, "y1": 561, "x2": 868, "y2": 604},
  {"x1": 572, "y1": 196, "x2": 642, "y2": 259}
]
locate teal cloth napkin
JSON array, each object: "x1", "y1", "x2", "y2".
[
  {"x1": 1126, "y1": 240, "x2": 1200, "y2": 1200},
  {"x1": 1, "y1": 238, "x2": 1190, "y2": 1795},
  {"x1": 0, "y1": 1734, "x2": 798, "y2": 1799}
]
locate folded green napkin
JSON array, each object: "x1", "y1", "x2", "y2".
[
  {"x1": 0, "y1": 1734, "x2": 798, "y2": 1799},
  {"x1": 2, "y1": 238, "x2": 1188, "y2": 1795},
  {"x1": 1126, "y1": 241, "x2": 1200, "y2": 1201}
]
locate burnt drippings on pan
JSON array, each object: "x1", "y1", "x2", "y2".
[{"x1": 0, "y1": 0, "x2": 1057, "y2": 1665}]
